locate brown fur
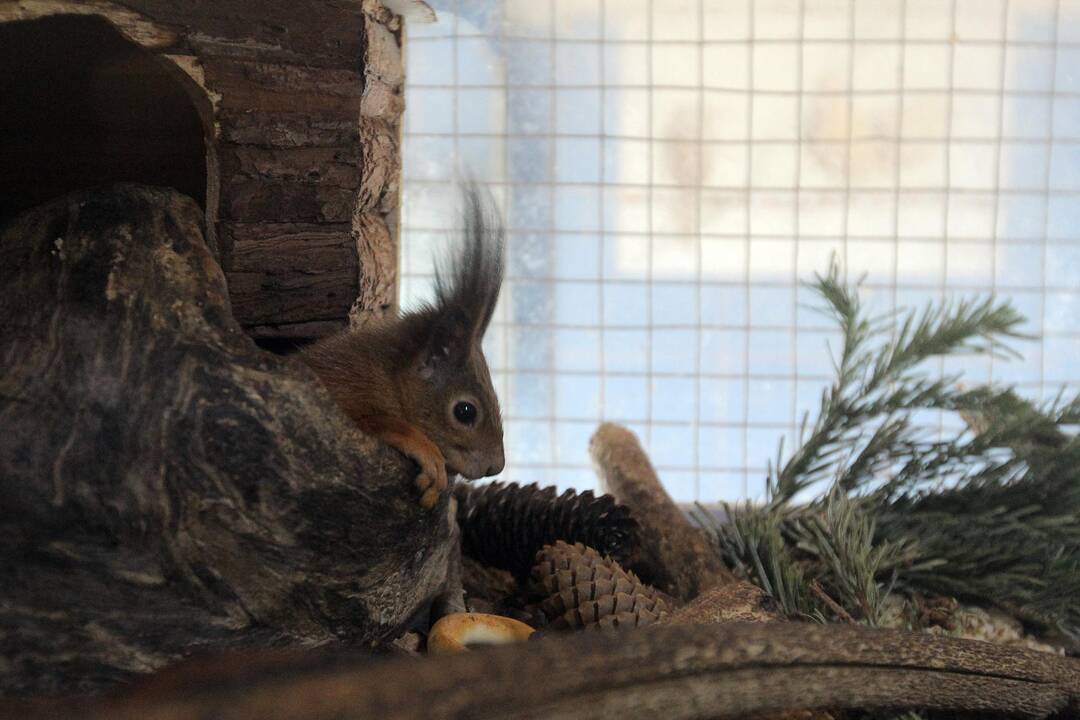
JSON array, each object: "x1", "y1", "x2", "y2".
[{"x1": 301, "y1": 185, "x2": 505, "y2": 508}]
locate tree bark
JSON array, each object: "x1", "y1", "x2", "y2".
[{"x1": 0, "y1": 184, "x2": 456, "y2": 696}]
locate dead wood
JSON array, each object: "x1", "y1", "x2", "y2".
[
  {"x1": 0, "y1": 184, "x2": 457, "y2": 696},
  {"x1": 8, "y1": 622, "x2": 1079, "y2": 720}
]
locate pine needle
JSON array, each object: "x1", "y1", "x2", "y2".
[{"x1": 696, "y1": 260, "x2": 1080, "y2": 648}]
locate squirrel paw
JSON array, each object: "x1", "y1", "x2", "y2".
[
  {"x1": 413, "y1": 449, "x2": 449, "y2": 510},
  {"x1": 355, "y1": 416, "x2": 449, "y2": 510}
]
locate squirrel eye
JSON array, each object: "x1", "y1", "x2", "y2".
[{"x1": 453, "y1": 401, "x2": 478, "y2": 425}]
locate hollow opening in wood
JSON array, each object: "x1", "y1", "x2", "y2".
[{"x1": 0, "y1": 14, "x2": 211, "y2": 226}]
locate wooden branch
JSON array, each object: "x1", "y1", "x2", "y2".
[
  {"x1": 663, "y1": 579, "x2": 784, "y2": 625},
  {"x1": 12, "y1": 623, "x2": 1079, "y2": 720},
  {"x1": 589, "y1": 423, "x2": 737, "y2": 601}
]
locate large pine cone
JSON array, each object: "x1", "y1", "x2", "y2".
[
  {"x1": 454, "y1": 482, "x2": 640, "y2": 579},
  {"x1": 530, "y1": 541, "x2": 670, "y2": 630}
]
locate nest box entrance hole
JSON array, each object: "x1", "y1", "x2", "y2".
[{"x1": 0, "y1": 14, "x2": 214, "y2": 228}]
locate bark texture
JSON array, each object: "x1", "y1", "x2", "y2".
[
  {"x1": 6, "y1": 623, "x2": 1079, "y2": 720},
  {"x1": 0, "y1": 185, "x2": 456, "y2": 697},
  {"x1": 0, "y1": 0, "x2": 404, "y2": 340}
]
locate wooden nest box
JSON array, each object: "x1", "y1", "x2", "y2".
[{"x1": 0, "y1": 1, "x2": 403, "y2": 342}]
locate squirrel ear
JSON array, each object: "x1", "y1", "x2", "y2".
[{"x1": 417, "y1": 309, "x2": 470, "y2": 380}]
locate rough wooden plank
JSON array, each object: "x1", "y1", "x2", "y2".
[
  {"x1": 217, "y1": 110, "x2": 359, "y2": 148},
  {"x1": 1, "y1": 1, "x2": 367, "y2": 66},
  {"x1": 219, "y1": 145, "x2": 361, "y2": 190},
  {"x1": 226, "y1": 222, "x2": 354, "y2": 271},
  {"x1": 115, "y1": 0, "x2": 367, "y2": 66},
  {"x1": 227, "y1": 269, "x2": 357, "y2": 327},
  {"x1": 364, "y1": 14, "x2": 403, "y2": 88},
  {"x1": 223, "y1": 222, "x2": 358, "y2": 326},
  {"x1": 358, "y1": 119, "x2": 398, "y2": 215},
  {"x1": 181, "y1": 33, "x2": 360, "y2": 69},
  {"x1": 355, "y1": 3, "x2": 403, "y2": 324},
  {"x1": 0, "y1": 0, "x2": 181, "y2": 49},
  {"x1": 350, "y1": 212, "x2": 398, "y2": 326},
  {"x1": 203, "y1": 58, "x2": 363, "y2": 115},
  {"x1": 361, "y1": 76, "x2": 404, "y2": 121},
  {"x1": 219, "y1": 179, "x2": 357, "y2": 223}
]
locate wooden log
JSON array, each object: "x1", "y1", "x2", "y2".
[
  {"x1": 589, "y1": 423, "x2": 736, "y2": 602},
  {"x1": 0, "y1": 184, "x2": 455, "y2": 696},
  {"x1": 9, "y1": 623, "x2": 1080, "y2": 720}
]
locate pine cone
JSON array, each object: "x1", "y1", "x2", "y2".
[
  {"x1": 530, "y1": 541, "x2": 670, "y2": 631},
  {"x1": 454, "y1": 482, "x2": 640, "y2": 579}
]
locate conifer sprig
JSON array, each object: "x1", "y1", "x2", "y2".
[{"x1": 697, "y1": 264, "x2": 1079, "y2": 648}]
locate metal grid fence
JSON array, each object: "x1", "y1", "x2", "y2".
[{"x1": 399, "y1": 0, "x2": 1080, "y2": 502}]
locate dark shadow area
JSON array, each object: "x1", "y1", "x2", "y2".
[
  {"x1": 0, "y1": 14, "x2": 207, "y2": 223},
  {"x1": 253, "y1": 337, "x2": 315, "y2": 356}
]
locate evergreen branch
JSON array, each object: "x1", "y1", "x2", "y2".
[
  {"x1": 697, "y1": 263, "x2": 1080, "y2": 649},
  {"x1": 790, "y1": 494, "x2": 917, "y2": 625},
  {"x1": 693, "y1": 502, "x2": 820, "y2": 620},
  {"x1": 768, "y1": 260, "x2": 1026, "y2": 505},
  {"x1": 867, "y1": 296, "x2": 1027, "y2": 389}
]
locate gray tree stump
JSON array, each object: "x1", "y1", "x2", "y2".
[{"x1": 0, "y1": 184, "x2": 456, "y2": 697}]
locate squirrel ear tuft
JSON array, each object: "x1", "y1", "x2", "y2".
[{"x1": 432, "y1": 181, "x2": 505, "y2": 345}]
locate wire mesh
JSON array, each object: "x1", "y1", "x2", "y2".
[{"x1": 400, "y1": 0, "x2": 1080, "y2": 502}]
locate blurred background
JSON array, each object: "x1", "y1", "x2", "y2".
[{"x1": 398, "y1": 0, "x2": 1080, "y2": 502}]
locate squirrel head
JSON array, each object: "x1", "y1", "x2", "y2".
[{"x1": 400, "y1": 184, "x2": 505, "y2": 480}]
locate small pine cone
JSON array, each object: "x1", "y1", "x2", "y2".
[
  {"x1": 454, "y1": 482, "x2": 640, "y2": 579},
  {"x1": 530, "y1": 541, "x2": 670, "y2": 631}
]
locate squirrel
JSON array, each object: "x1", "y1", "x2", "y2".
[{"x1": 300, "y1": 184, "x2": 505, "y2": 510}]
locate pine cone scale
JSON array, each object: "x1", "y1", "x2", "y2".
[
  {"x1": 455, "y1": 482, "x2": 641, "y2": 580},
  {"x1": 530, "y1": 541, "x2": 671, "y2": 632}
]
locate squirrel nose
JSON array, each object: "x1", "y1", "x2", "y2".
[{"x1": 486, "y1": 450, "x2": 505, "y2": 477}]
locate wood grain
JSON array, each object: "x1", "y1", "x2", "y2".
[{"x1": 10, "y1": 623, "x2": 1079, "y2": 720}]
